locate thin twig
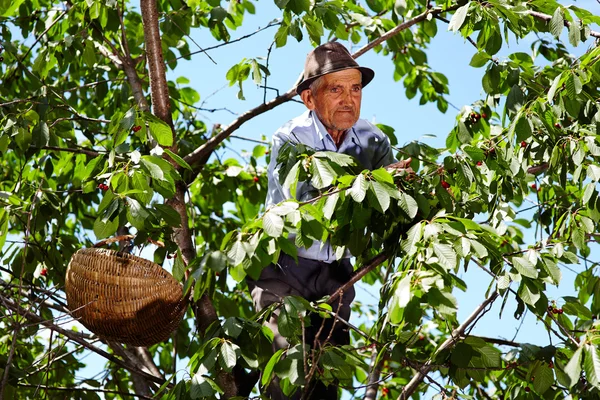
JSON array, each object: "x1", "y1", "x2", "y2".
[{"x1": 171, "y1": 21, "x2": 281, "y2": 62}]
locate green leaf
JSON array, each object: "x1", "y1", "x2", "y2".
[
  {"x1": 223, "y1": 317, "x2": 243, "y2": 339},
  {"x1": 120, "y1": 107, "x2": 136, "y2": 131},
  {"x1": 518, "y1": 281, "x2": 540, "y2": 306},
  {"x1": 32, "y1": 121, "x2": 49, "y2": 148},
  {"x1": 587, "y1": 165, "x2": 600, "y2": 181},
  {"x1": 190, "y1": 372, "x2": 216, "y2": 398},
  {"x1": 568, "y1": 21, "x2": 580, "y2": 47},
  {"x1": 145, "y1": 113, "x2": 173, "y2": 147},
  {"x1": 164, "y1": 149, "x2": 193, "y2": 171},
  {"x1": 512, "y1": 256, "x2": 538, "y2": 279},
  {"x1": 469, "y1": 52, "x2": 491, "y2": 68},
  {"x1": 323, "y1": 192, "x2": 339, "y2": 220},
  {"x1": 399, "y1": 193, "x2": 418, "y2": 219},
  {"x1": 448, "y1": 2, "x2": 469, "y2": 32},
  {"x1": 533, "y1": 362, "x2": 555, "y2": 394},
  {"x1": 263, "y1": 211, "x2": 284, "y2": 237},
  {"x1": 402, "y1": 223, "x2": 422, "y2": 255},
  {"x1": 476, "y1": 345, "x2": 501, "y2": 368},
  {"x1": 565, "y1": 346, "x2": 583, "y2": 388},
  {"x1": 547, "y1": 74, "x2": 562, "y2": 102},
  {"x1": 433, "y1": 243, "x2": 457, "y2": 270},
  {"x1": 172, "y1": 251, "x2": 186, "y2": 281},
  {"x1": 349, "y1": 173, "x2": 367, "y2": 202},
  {"x1": 584, "y1": 344, "x2": 600, "y2": 388},
  {"x1": 126, "y1": 198, "x2": 149, "y2": 230},
  {"x1": 219, "y1": 341, "x2": 240, "y2": 371},
  {"x1": 310, "y1": 157, "x2": 336, "y2": 189},
  {"x1": 368, "y1": 181, "x2": 391, "y2": 213},
  {"x1": 463, "y1": 145, "x2": 485, "y2": 161},
  {"x1": 83, "y1": 41, "x2": 96, "y2": 67},
  {"x1": 206, "y1": 251, "x2": 227, "y2": 272},
  {"x1": 262, "y1": 349, "x2": 285, "y2": 386},
  {"x1": 93, "y1": 215, "x2": 119, "y2": 239},
  {"x1": 550, "y1": 7, "x2": 564, "y2": 38},
  {"x1": 227, "y1": 240, "x2": 246, "y2": 266},
  {"x1": 451, "y1": 343, "x2": 474, "y2": 367}
]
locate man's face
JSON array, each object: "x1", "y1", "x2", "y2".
[{"x1": 301, "y1": 69, "x2": 362, "y2": 133}]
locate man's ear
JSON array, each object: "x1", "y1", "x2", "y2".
[{"x1": 300, "y1": 90, "x2": 315, "y2": 110}]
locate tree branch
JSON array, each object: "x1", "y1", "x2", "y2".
[
  {"x1": 527, "y1": 10, "x2": 600, "y2": 38},
  {"x1": 364, "y1": 348, "x2": 383, "y2": 400},
  {"x1": 140, "y1": 0, "x2": 173, "y2": 134},
  {"x1": 328, "y1": 253, "x2": 388, "y2": 305},
  {"x1": 398, "y1": 291, "x2": 499, "y2": 399}
]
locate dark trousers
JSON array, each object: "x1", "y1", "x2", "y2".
[{"x1": 247, "y1": 253, "x2": 356, "y2": 400}]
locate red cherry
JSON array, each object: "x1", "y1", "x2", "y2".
[
  {"x1": 525, "y1": 387, "x2": 530, "y2": 393},
  {"x1": 265, "y1": 151, "x2": 270, "y2": 155},
  {"x1": 441, "y1": 181, "x2": 450, "y2": 189},
  {"x1": 40, "y1": 268, "x2": 47, "y2": 277},
  {"x1": 531, "y1": 183, "x2": 537, "y2": 191},
  {"x1": 381, "y1": 387, "x2": 389, "y2": 396},
  {"x1": 476, "y1": 161, "x2": 483, "y2": 166},
  {"x1": 482, "y1": 113, "x2": 488, "y2": 119},
  {"x1": 558, "y1": 308, "x2": 563, "y2": 314},
  {"x1": 548, "y1": 361, "x2": 554, "y2": 368},
  {"x1": 554, "y1": 123, "x2": 561, "y2": 128},
  {"x1": 98, "y1": 183, "x2": 108, "y2": 191},
  {"x1": 253, "y1": 176, "x2": 259, "y2": 182},
  {"x1": 521, "y1": 141, "x2": 527, "y2": 148}
]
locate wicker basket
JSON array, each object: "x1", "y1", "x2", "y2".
[{"x1": 65, "y1": 248, "x2": 188, "y2": 347}]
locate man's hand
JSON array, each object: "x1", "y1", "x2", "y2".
[{"x1": 385, "y1": 157, "x2": 414, "y2": 177}]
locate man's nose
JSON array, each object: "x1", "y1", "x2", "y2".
[{"x1": 339, "y1": 89, "x2": 353, "y2": 105}]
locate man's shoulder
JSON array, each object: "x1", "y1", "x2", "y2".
[
  {"x1": 353, "y1": 118, "x2": 387, "y2": 140},
  {"x1": 273, "y1": 110, "x2": 315, "y2": 142}
]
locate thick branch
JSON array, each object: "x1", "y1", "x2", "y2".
[
  {"x1": 140, "y1": 0, "x2": 173, "y2": 132},
  {"x1": 0, "y1": 293, "x2": 167, "y2": 387},
  {"x1": 184, "y1": 91, "x2": 295, "y2": 166},
  {"x1": 398, "y1": 292, "x2": 499, "y2": 399}
]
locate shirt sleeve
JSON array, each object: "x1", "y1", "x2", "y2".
[{"x1": 265, "y1": 133, "x2": 290, "y2": 208}]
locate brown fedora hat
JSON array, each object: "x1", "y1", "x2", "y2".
[{"x1": 296, "y1": 42, "x2": 375, "y2": 95}]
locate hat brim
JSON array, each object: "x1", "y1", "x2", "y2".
[{"x1": 296, "y1": 66, "x2": 375, "y2": 95}]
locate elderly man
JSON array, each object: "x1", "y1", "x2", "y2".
[{"x1": 247, "y1": 42, "x2": 396, "y2": 400}]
